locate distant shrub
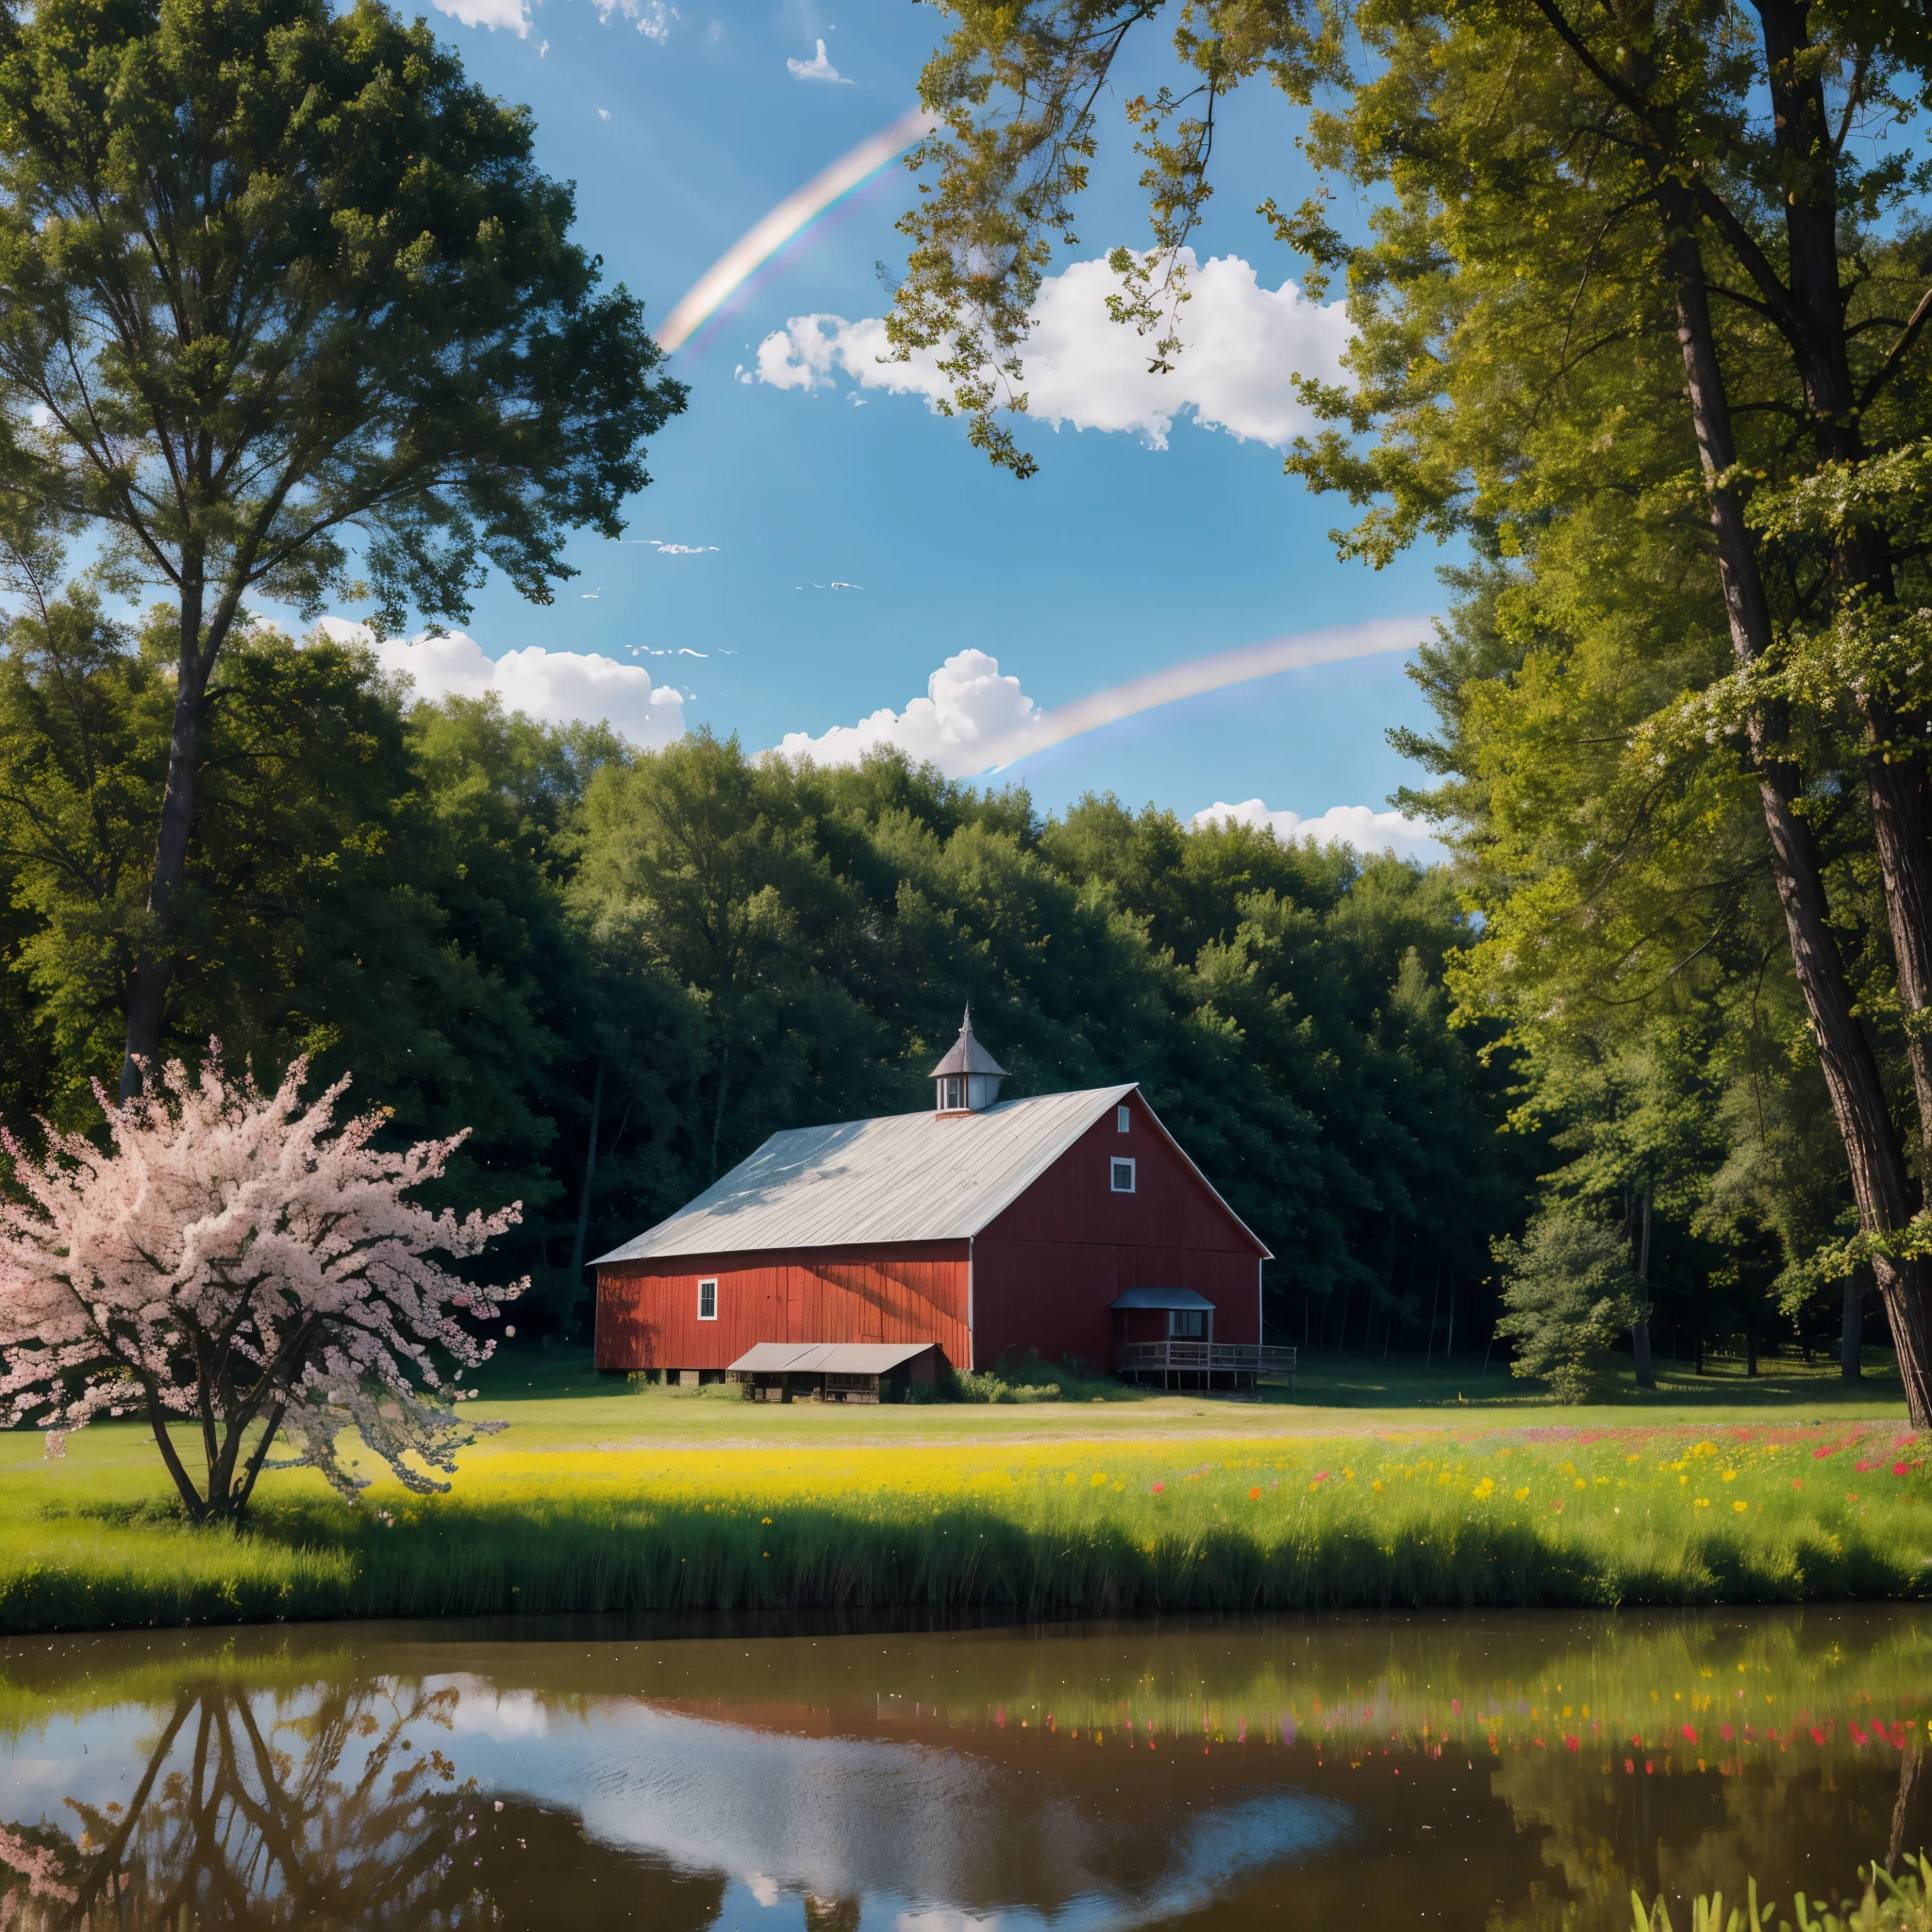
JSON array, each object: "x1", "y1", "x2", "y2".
[{"x1": 1494, "y1": 1208, "x2": 1641, "y2": 1403}]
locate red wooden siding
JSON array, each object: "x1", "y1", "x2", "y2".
[
  {"x1": 970, "y1": 1089, "x2": 1262, "y2": 1369},
  {"x1": 595, "y1": 1240, "x2": 970, "y2": 1374}
]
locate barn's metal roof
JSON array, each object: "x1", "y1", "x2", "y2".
[
  {"x1": 591, "y1": 1083, "x2": 1270, "y2": 1265},
  {"x1": 727, "y1": 1341, "x2": 938, "y2": 1374}
]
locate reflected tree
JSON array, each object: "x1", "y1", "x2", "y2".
[{"x1": 0, "y1": 1678, "x2": 489, "y2": 1928}]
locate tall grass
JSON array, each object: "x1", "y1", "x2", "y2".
[
  {"x1": 1638, "y1": 1856, "x2": 1932, "y2": 1931},
  {"x1": 1, "y1": 1417, "x2": 1927, "y2": 1632}
]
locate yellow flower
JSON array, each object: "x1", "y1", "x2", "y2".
[
  {"x1": 1514, "y1": 1487, "x2": 1530, "y2": 1502},
  {"x1": 1372, "y1": 1479, "x2": 1383, "y2": 1492},
  {"x1": 1733, "y1": 1501, "x2": 1748, "y2": 1513},
  {"x1": 1694, "y1": 1498, "x2": 1710, "y2": 1509},
  {"x1": 1574, "y1": 1479, "x2": 1586, "y2": 1491}
]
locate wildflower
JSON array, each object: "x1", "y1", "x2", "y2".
[
  {"x1": 1733, "y1": 1501, "x2": 1748, "y2": 1513},
  {"x1": 1514, "y1": 1487, "x2": 1530, "y2": 1502},
  {"x1": 1694, "y1": 1498, "x2": 1710, "y2": 1509},
  {"x1": 1894, "y1": 1463, "x2": 1910, "y2": 1477},
  {"x1": 1372, "y1": 1479, "x2": 1383, "y2": 1492},
  {"x1": 1152, "y1": 1482, "x2": 1165, "y2": 1494},
  {"x1": 1249, "y1": 1487, "x2": 1262, "y2": 1500}
]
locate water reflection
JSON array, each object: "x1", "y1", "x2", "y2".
[{"x1": 0, "y1": 1608, "x2": 1924, "y2": 1930}]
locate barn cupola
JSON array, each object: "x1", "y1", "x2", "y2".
[{"x1": 930, "y1": 1005, "x2": 1008, "y2": 1115}]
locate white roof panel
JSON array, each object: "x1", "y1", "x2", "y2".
[
  {"x1": 728, "y1": 1342, "x2": 939, "y2": 1374},
  {"x1": 593, "y1": 1086, "x2": 1136, "y2": 1263}
]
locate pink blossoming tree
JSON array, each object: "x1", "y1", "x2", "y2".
[{"x1": 0, "y1": 1050, "x2": 524, "y2": 1524}]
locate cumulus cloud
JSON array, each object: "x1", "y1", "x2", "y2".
[
  {"x1": 752, "y1": 249, "x2": 1350, "y2": 449},
  {"x1": 774, "y1": 649, "x2": 1041, "y2": 779},
  {"x1": 429, "y1": 0, "x2": 528, "y2": 31},
  {"x1": 1192, "y1": 798, "x2": 1442, "y2": 860},
  {"x1": 787, "y1": 38, "x2": 848, "y2": 81},
  {"x1": 314, "y1": 618, "x2": 685, "y2": 747}
]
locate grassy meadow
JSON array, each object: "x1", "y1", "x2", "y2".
[{"x1": 0, "y1": 1345, "x2": 1926, "y2": 1632}]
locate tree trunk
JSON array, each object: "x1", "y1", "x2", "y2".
[
  {"x1": 1425, "y1": 1257, "x2": 1441, "y2": 1367},
  {"x1": 1657, "y1": 192, "x2": 1932, "y2": 1426},
  {"x1": 1444, "y1": 1267, "x2": 1456, "y2": 1357},
  {"x1": 1844, "y1": 1267, "x2": 1867, "y2": 1381},
  {"x1": 1757, "y1": 0, "x2": 1932, "y2": 1192},
  {"x1": 569, "y1": 1056, "x2": 605, "y2": 1283},
  {"x1": 1632, "y1": 1189, "x2": 1657, "y2": 1390},
  {"x1": 121, "y1": 573, "x2": 211, "y2": 1097}
]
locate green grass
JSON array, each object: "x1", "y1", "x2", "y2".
[{"x1": 0, "y1": 1345, "x2": 1921, "y2": 1633}]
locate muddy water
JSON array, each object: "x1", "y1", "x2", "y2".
[{"x1": 0, "y1": 1608, "x2": 1926, "y2": 1929}]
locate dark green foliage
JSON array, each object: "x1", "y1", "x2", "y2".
[
  {"x1": 1494, "y1": 1210, "x2": 1642, "y2": 1402},
  {"x1": 0, "y1": 610, "x2": 1530, "y2": 1345}
]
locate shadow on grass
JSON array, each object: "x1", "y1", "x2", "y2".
[
  {"x1": 1275, "y1": 1353, "x2": 1908, "y2": 1412},
  {"x1": 5, "y1": 1487, "x2": 1923, "y2": 1634}
]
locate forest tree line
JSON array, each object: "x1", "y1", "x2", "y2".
[{"x1": 0, "y1": 572, "x2": 1886, "y2": 1372}]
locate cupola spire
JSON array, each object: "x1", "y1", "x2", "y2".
[{"x1": 929, "y1": 1003, "x2": 1008, "y2": 1114}]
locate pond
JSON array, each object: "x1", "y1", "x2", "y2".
[{"x1": 0, "y1": 1607, "x2": 1924, "y2": 1929}]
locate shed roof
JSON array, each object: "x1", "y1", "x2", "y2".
[
  {"x1": 727, "y1": 1341, "x2": 938, "y2": 1374},
  {"x1": 591, "y1": 1083, "x2": 1271, "y2": 1265},
  {"x1": 1109, "y1": 1286, "x2": 1217, "y2": 1311}
]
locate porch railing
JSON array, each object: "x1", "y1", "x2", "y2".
[{"x1": 1115, "y1": 1341, "x2": 1297, "y2": 1380}]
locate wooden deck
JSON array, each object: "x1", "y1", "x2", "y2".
[{"x1": 1115, "y1": 1341, "x2": 1297, "y2": 1392}]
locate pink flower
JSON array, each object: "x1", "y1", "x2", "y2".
[
  {"x1": 1313, "y1": 1471, "x2": 1329, "y2": 1483},
  {"x1": 1152, "y1": 1482, "x2": 1164, "y2": 1493},
  {"x1": 1894, "y1": 1463, "x2": 1910, "y2": 1476},
  {"x1": 1813, "y1": 1446, "x2": 1832, "y2": 1458}
]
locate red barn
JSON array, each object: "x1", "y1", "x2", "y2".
[{"x1": 591, "y1": 1011, "x2": 1282, "y2": 1392}]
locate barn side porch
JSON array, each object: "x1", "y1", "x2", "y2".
[{"x1": 1115, "y1": 1340, "x2": 1298, "y2": 1394}]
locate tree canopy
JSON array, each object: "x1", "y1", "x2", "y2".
[{"x1": 0, "y1": 0, "x2": 685, "y2": 1089}]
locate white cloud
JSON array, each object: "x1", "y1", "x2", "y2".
[
  {"x1": 313, "y1": 618, "x2": 685, "y2": 748},
  {"x1": 429, "y1": 0, "x2": 528, "y2": 30},
  {"x1": 1192, "y1": 798, "x2": 1442, "y2": 860},
  {"x1": 787, "y1": 38, "x2": 848, "y2": 81},
  {"x1": 751, "y1": 249, "x2": 1350, "y2": 449},
  {"x1": 774, "y1": 649, "x2": 1041, "y2": 779},
  {"x1": 637, "y1": 539, "x2": 719, "y2": 555},
  {"x1": 596, "y1": 0, "x2": 676, "y2": 37}
]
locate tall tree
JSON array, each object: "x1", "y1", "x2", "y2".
[
  {"x1": 0, "y1": 0, "x2": 685, "y2": 1094},
  {"x1": 889, "y1": 0, "x2": 1932, "y2": 1422}
]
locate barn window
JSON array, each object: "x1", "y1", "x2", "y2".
[
  {"x1": 941, "y1": 1074, "x2": 966, "y2": 1111},
  {"x1": 697, "y1": 1278, "x2": 718, "y2": 1321},
  {"x1": 1169, "y1": 1309, "x2": 1204, "y2": 1340},
  {"x1": 1110, "y1": 1158, "x2": 1136, "y2": 1193},
  {"x1": 1116, "y1": 1105, "x2": 1131, "y2": 1133}
]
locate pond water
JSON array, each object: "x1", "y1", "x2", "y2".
[{"x1": 0, "y1": 1607, "x2": 1925, "y2": 1929}]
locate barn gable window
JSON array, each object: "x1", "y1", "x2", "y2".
[
  {"x1": 1116, "y1": 1105, "x2": 1131, "y2": 1133},
  {"x1": 1110, "y1": 1158, "x2": 1136, "y2": 1193},
  {"x1": 697, "y1": 1278, "x2": 718, "y2": 1321}
]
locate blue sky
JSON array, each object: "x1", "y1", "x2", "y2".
[{"x1": 375, "y1": 0, "x2": 1454, "y2": 845}]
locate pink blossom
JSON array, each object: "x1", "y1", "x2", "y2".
[{"x1": 0, "y1": 1046, "x2": 524, "y2": 1519}]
